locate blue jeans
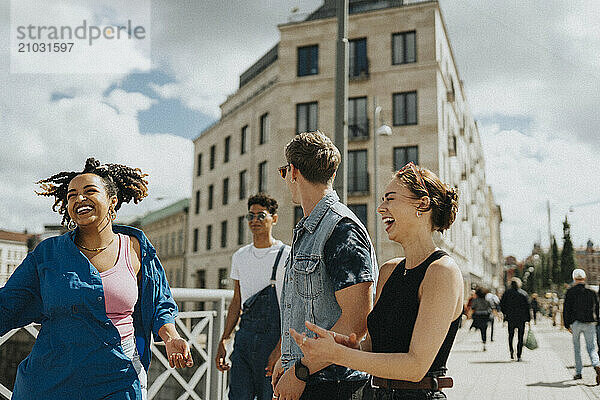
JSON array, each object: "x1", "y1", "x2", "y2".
[{"x1": 571, "y1": 321, "x2": 599, "y2": 375}]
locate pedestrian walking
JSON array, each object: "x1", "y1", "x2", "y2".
[
  {"x1": 0, "y1": 158, "x2": 193, "y2": 400},
  {"x1": 472, "y1": 288, "x2": 493, "y2": 351},
  {"x1": 485, "y1": 289, "x2": 501, "y2": 341},
  {"x1": 530, "y1": 293, "x2": 539, "y2": 325},
  {"x1": 466, "y1": 290, "x2": 476, "y2": 331},
  {"x1": 271, "y1": 131, "x2": 378, "y2": 400},
  {"x1": 289, "y1": 160, "x2": 463, "y2": 400},
  {"x1": 215, "y1": 194, "x2": 291, "y2": 400},
  {"x1": 500, "y1": 277, "x2": 531, "y2": 361},
  {"x1": 563, "y1": 268, "x2": 600, "y2": 383}
]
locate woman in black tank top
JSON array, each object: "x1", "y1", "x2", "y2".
[{"x1": 289, "y1": 163, "x2": 463, "y2": 399}]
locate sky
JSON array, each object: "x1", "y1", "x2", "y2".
[{"x1": 0, "y1": 0, "x2": 599, "y2": 259}]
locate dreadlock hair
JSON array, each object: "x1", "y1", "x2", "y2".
[{"x1": 36, "y1": 157, "x2": 149, "y2": 226}]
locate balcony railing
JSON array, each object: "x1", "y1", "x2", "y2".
[
  {"x1": 348, "y1": 120, "x2": 370, "y2": 141},
  {"x1": 0, "y1": 288, "x2": 234, "y2": 400}
]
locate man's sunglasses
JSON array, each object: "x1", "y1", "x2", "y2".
[
  {"x1": 246, "y1": 212, "x2": 269, "y2": 222},
  {"x1": 397, "y1": 162, "x2": 429, "y2": 196},
  {"x1": 278, "y1": 164, "x2": 290, "y2": 180}
]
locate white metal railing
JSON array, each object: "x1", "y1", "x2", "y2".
[{"x1": 0, "y1": 288, "x2": 233, "y2": 400}]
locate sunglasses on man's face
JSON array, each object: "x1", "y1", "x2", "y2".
[
  {"x1": 278, "y1": 164, "x2": 290, "y2": 180},
  {"x1": 246, "y1": 212, "x2": 269, "y2": 222}
]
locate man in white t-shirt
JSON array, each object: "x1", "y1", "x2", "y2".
[{"x1": 215, "y1": 193, "x2": 291, "y2": 400}]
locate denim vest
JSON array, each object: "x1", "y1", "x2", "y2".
[{"x1": 280, "y1": 191, "x2": 378, "y2": 382}]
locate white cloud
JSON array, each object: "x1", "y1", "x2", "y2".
[
  {"x1": 0, "y1": 90, "x2": 192, "y2": 234},
  {"x1": 481, "y1": 123, "x2": 600, "y2": 257}
]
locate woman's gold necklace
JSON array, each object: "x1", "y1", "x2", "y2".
[{"x1": 76, "y1": 235, "x2": 116, "y2": 252}]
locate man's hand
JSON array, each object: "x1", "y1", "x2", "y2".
[
  {"x1": 271, "y1": 358, "x2": 284, "y2": 390},
  {"x1": 273, "y1": 367, "x2": 306, "y2": 400},
  {"x1": 215, "y1": 340, "x2": 230, "y2": 372},
  {"x1": 265, "y1": 346, "x2": 280, "y2": 377}
]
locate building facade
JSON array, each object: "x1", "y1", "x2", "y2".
[
  {"x1": 135, "y1": 199, "x2": 190, "y2": 288},
  {"x1": 575, "y1": 240, "x2": 600, "y2": 285},
  {"x1": 188, "y1": 0, "x2": 502, "y2": 294},
  {"x1": 0, "y1": 230, "x2": 31, "y2": 287}
]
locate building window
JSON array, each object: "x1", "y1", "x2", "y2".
[
  {"x1": 258, "y1": 161, "x2": 267, "y2": 193},
  {"x1": 206, "y1": 225, "x2": 213, "y2": 250},
  {"x1": 348, "y1": 97, "x2": 368, "y2": 140},
  {"x1": 195, "y1": 190, "x2": 200, "y2": 214},
  {"x1": 208, "y1": 184, "x2": 214, "y2": 210},
  {"x1": 294, "y1": 206, "x2": 304, "y2": 226},
  {"x1": 297, "y1": 44, "x2": 318, "y2": 76},
  {"x1": 348, "y1": 204, "x2": 368, "y2": 227},
  {"x1": 221, "y1": 220, "x2": 228, "y2": 248},
  {"x1": 392, "y1": 31, "x2": 416, "y2": 65},
  {"x1": 393, "y1": 91, "x2": 417, "y2": 126},
  {"x1": 218, "y1": 268, "x2": 228, "y2": 289},
  {"x1": 195, "y1": 270, "x2": 206, "y2": 310},
  {"x1": 260, "y1": 113, "x2": 269, "y2": 145},
  {"x1": 222, "y1": 178, "x2": 229, "y2": 205},
  {"x1": 238, "y1": 215, "x2": 246, "y2": 245},
  {"x1": 241, "y1": 125, "x2": 248, "y2": 154},
  {"x1": 224, "y1": 136, "x2": 231, "y2": 163},
  {"x1": 210, "y1": 145, "x2": 216, "y2": 170},
  {"x1": 348, "y1": 150, "x2": 369, "y2": 193},
  {"x1": 349, "y1": 38, "x2": 368, "y2": 78},
  {"x1": 296, "y1": 102, "x2": 318, "y2": 134},
  {"x1": 239, "y1": 170, "x2": 247, "y2": 200},
  {"x1": 393, "y1": 146, "x2": 418, "y2": 171},
  {"x1": 178, "y1": 230, "x2": 184, "y2": 254},
  {"x1": 193, "y1": 228, "x2": 199, "y2": 252},
  {"x1": 196, "y1": 153, "x2": 202, "y2": 176}
]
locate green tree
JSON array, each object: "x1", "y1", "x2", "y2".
[
  {"x1": 560, "y1": 216, "x2": 577, "y2": 283},
  {"x1": 551, "y1": 236, "x2": 560, "y2": 285}
]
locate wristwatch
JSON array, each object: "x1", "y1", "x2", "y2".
[{"x1": 294, "y1": 359, "x2": 310, "y2": 382}]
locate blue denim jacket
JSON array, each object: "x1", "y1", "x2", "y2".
[
  {"x1": 0, "y1": 225, "x2": 177, "y2": 399},
  {"x1": 281, "y1": 191, "x2": 378, "y2": 382}
]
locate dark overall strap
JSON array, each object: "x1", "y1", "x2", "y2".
[{"x1": 270, "y1": 245, "x2": 286, "y2": 282}]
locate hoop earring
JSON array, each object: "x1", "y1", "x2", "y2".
[
  {"x1": 109, "y1": 208, "x2": 117, "y2": 221},
  {"x1": 67, "y1": 219, "x2": 77, "y2": 231},
  {"x1": 416, "y1": 210, "x2": 422, "y2": 218}
]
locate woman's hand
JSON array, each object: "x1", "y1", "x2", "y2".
[
  {"x1": 289, "y1": 321, "x2": 341, "y2": 366},
  {"x1": 165, "y1": 337, "x2": 194, "y2": 368}
]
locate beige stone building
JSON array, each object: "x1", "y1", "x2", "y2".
[
  {"x1": 0, "y1": 230, "x2": 31, "y2": 286},
  {"x1": 575, "y1": 240, "x2": 600, "y2": 285},
  {"x1": 135, "y1": 198, "x2": 190, "y2": 288},
  {"x1": 188, "y1": 0, "x2": 502, "y2": 294}
]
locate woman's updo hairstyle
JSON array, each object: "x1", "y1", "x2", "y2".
[
  {"x1": 396, "y1": 164, "x2": 459, "y2": 233},
  {"x1": 36, "y1": 157, "x2": 149, "y2": 226}
]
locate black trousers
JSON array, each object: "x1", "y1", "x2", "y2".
[
  {"x1": 300, "y1": 379, "x2": 368, "y2": 400},
  {"x1": 508, "y1": 321, "x2": 526, "y2": 357}
]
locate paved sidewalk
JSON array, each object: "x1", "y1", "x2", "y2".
[{"x1": 445, "y1": 317, "x2": 600, "y2": 399}]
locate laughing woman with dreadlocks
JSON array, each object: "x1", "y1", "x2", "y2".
[{"x1": 0, "y1": 158, "x2": 193, "y2": 400}]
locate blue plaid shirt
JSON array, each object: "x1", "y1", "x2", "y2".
[{"x1": 0, "y1": 225, "x2": 177, "y2": 399}]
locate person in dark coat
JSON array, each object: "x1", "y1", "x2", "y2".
[
  {"x1": 530, "y1": 293, "x2": 539, "y2": 324},
  {"x1": 564, "y1": 269, "x2": 600, "y2": 382},
  {"x1": 471, "y1": 288, "x2": 492, "y2": 351},
  {"x1": 499, "y1": 277, "x2": 531, "y2": 361}
]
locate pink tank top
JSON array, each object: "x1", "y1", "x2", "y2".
[{"x1": 100, "y1": 234, "x2": 138, "y2": 340}]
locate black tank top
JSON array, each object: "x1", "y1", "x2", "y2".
[{"x1": 367, "y1": 249, "x2": 460, "y2": 375}]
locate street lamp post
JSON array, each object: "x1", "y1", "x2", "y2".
[{"x1": 372, "y1": 96, "x2": 392, "y2": 261}]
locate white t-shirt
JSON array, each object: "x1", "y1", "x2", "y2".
[{"x1": 230, "y1": 240, "x2": 291, "y2": 307}]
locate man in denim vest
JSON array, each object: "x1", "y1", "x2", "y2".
[{"x1": 272, "y1": 131, "x2": 378, "y2": 400}]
